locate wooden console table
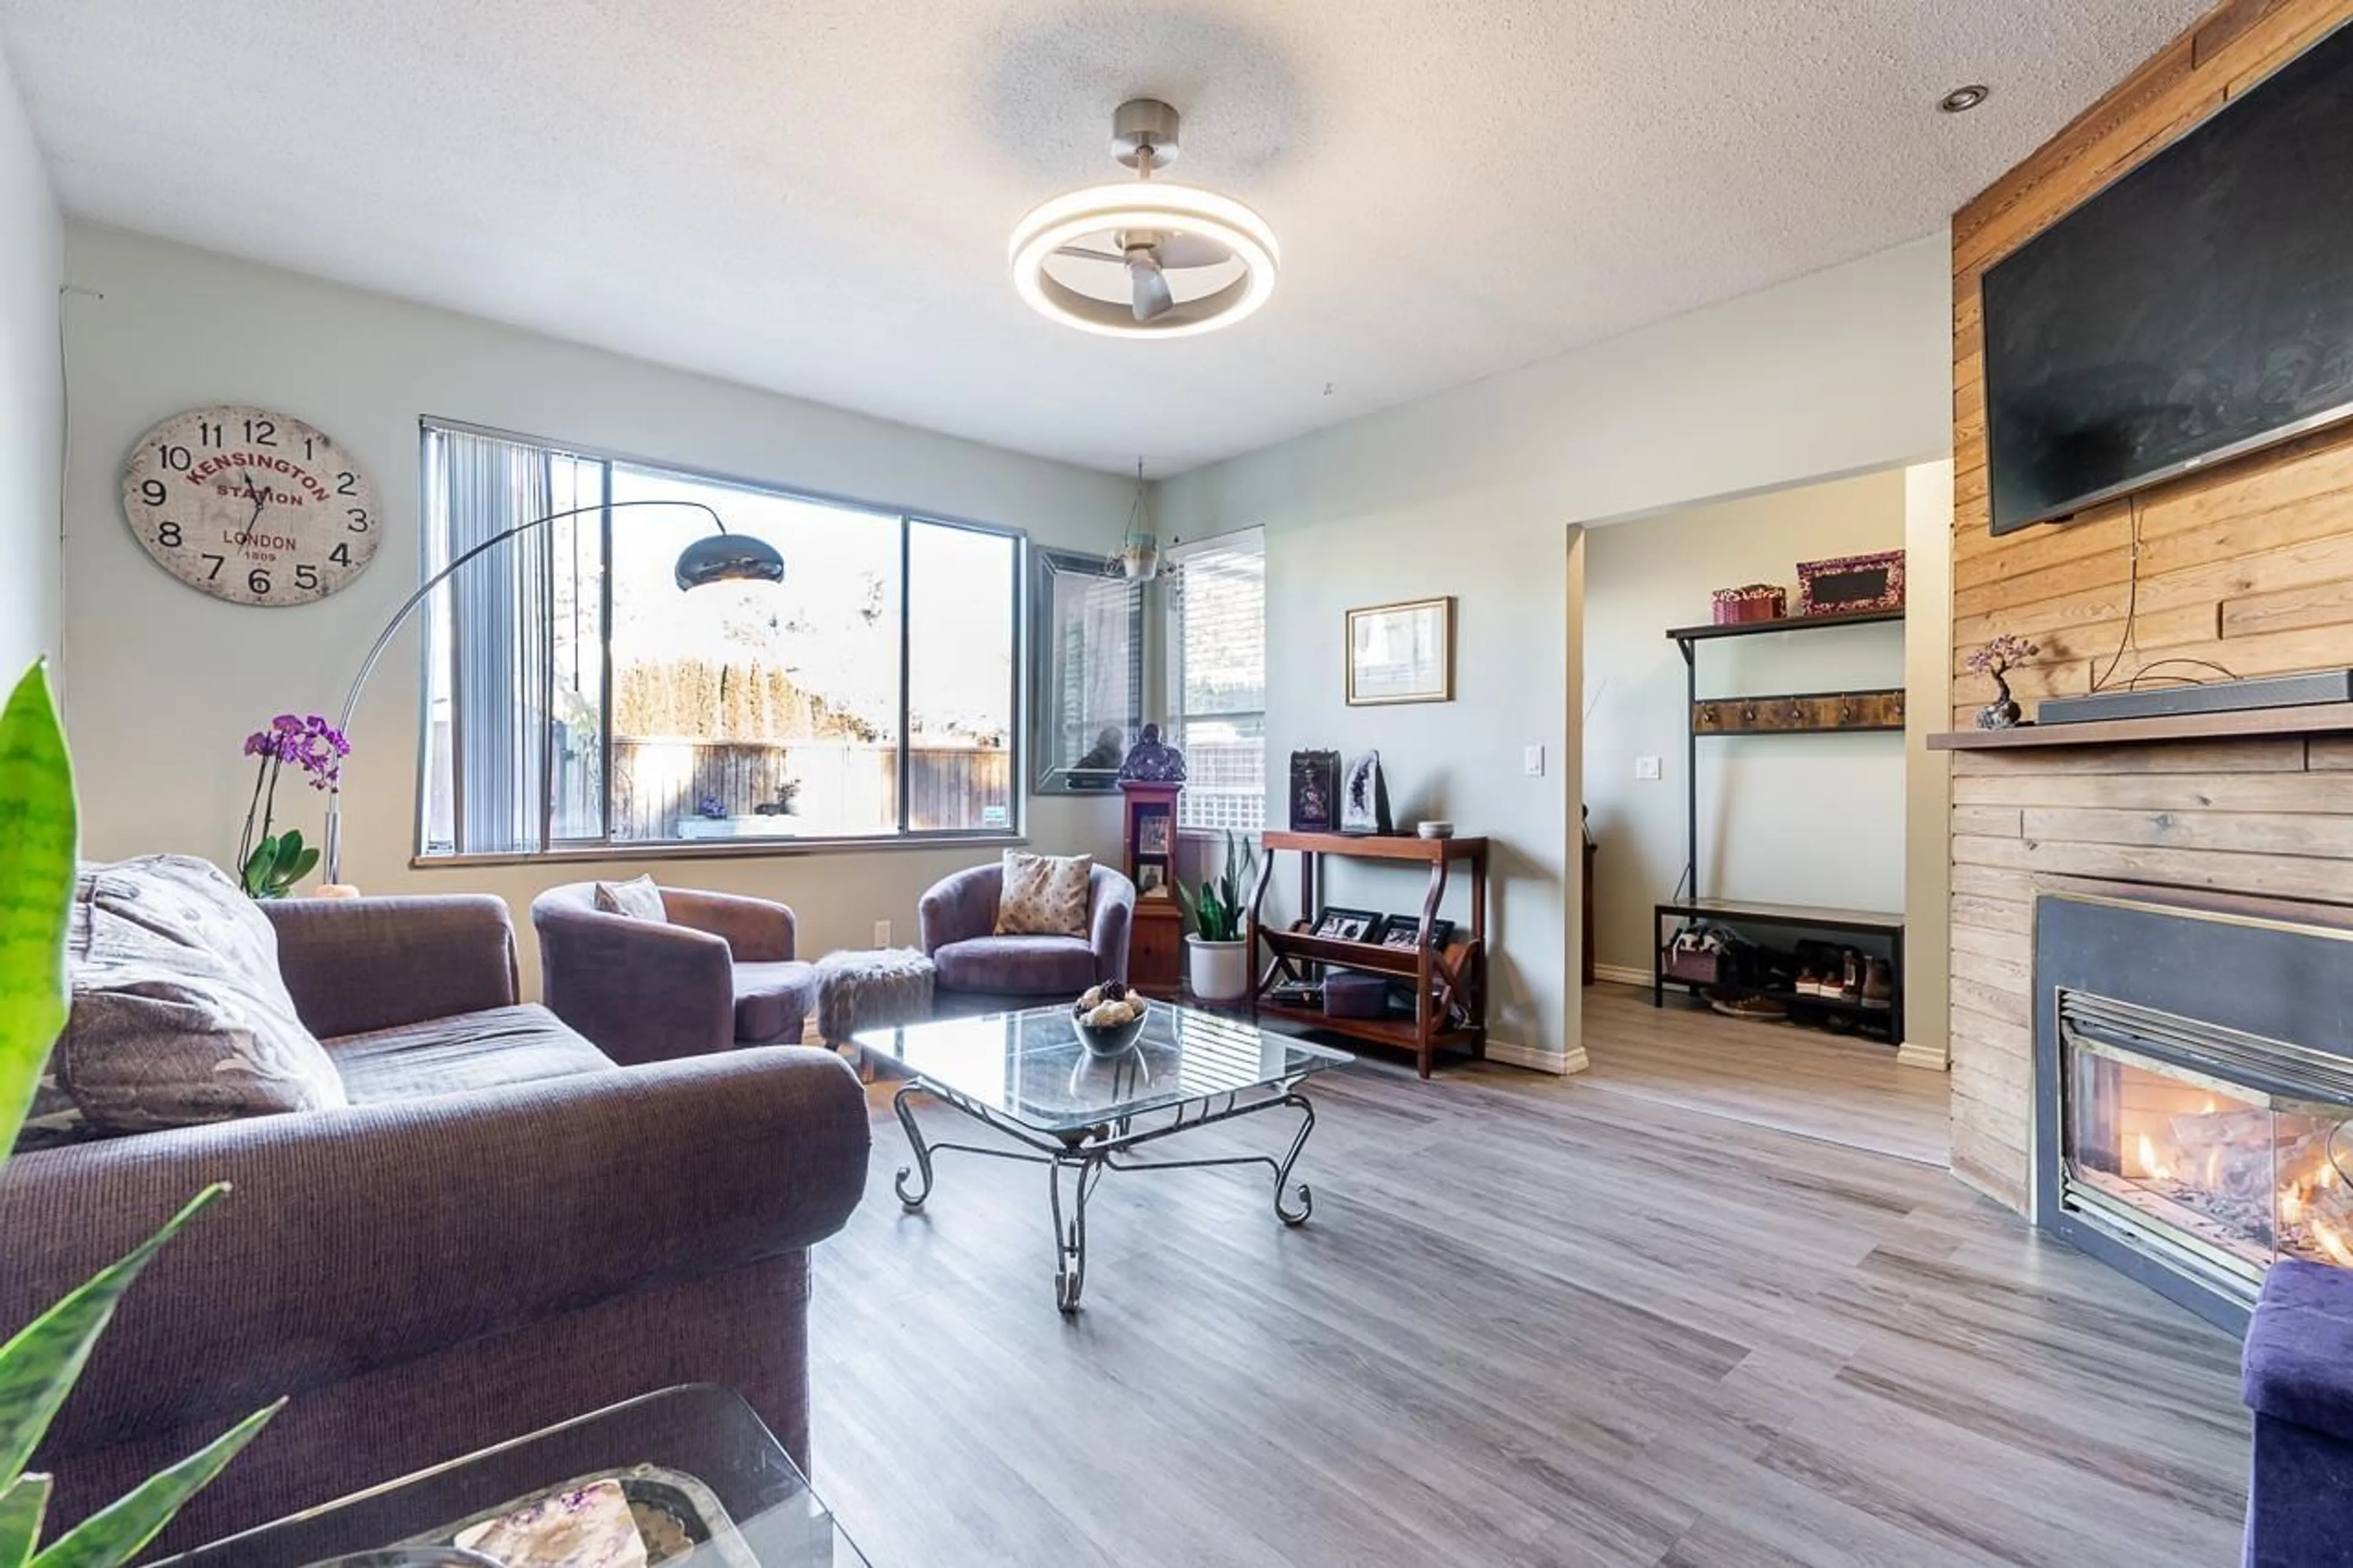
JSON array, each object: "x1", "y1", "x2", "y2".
[{"x1": 1247, "y1": 830, "x2": 1488, "y2": 1078}]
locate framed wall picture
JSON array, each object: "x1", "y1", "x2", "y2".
[{"x1": 1347, "y1": 596, "x2": 1453, "y2": 705}]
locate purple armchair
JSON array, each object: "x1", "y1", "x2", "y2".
[
  {"x1": 919, "y1": 862, "x2": 1134, "y2": 1006},
  {"x1": 532, "y1": 883, "x2": 816, "y2": 1064}
]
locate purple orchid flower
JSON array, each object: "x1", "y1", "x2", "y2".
[{"x1": 238, "y1": 713, "x2": 356, "y2": 892}]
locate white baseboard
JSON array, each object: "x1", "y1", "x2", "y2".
[
  {"x1": 1591, "y1": 964, "x2": 1653, "y2": 989},
  {"x1": 1896, "y1": 1042, "x2": 1951, "y2": 1072},
  {"x1": 1485, "y1": 1037, "x2": 1589, "y2": 1075}
]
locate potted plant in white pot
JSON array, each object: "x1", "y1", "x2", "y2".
[{"x1": 1171, "y1": 831, "x2": 1254, "y2": 1004}]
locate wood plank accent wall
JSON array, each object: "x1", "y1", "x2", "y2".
[{"x1": 1948, "y1": 0, "x2": 2353, "y2": 1209}]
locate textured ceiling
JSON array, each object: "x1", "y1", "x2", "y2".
[{"x1": 0, "y1": 0, "x2": 2208, "y2": 475}]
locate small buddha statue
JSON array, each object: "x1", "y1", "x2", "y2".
[{"x1": 1116, "y1": 723, "x2": 1188, "y2": 784}]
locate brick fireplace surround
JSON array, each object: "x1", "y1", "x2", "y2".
[{"x1": 1947, "y1": 0, "x2": 2353, "y2": 1213}]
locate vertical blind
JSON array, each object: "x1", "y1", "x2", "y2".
[
  {"x1": 1164, "y1": 528, "x2": 1267, "y2": 831},
  {"x1": 426, "y1": 426, "x2": 553, "y2": 855}
]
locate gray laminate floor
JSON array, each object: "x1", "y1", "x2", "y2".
[
  {"x1": 1580, "y1": 983, "x2": 1949, "y2": 1168},
  {"x1": 806, "y1": 1045, "x2": 2246, "y2": 1567}
]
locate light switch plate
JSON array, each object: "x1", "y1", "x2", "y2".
[
  {"x1": 1635, "y1": 755, "x2": 1662, "y2": 781},
  {"x1": 874, "y1": 919, "x2": 893, "y2": 947},
  {"x1": 1523, "y1": 744, "x2": 1545, "y2": 778}
]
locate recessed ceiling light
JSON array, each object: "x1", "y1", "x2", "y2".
[{"x1": 1939, "y1": 84, "x2": 1991, "y2": 114}]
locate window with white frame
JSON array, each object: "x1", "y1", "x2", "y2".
[
  {"x1": 1164, "y1": 528, "x2": 1266, "y2": 832},
  {"x1": 418, "y1": 422, "x2": 1020, "y2": 857}
]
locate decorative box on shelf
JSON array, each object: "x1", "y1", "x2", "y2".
[
  {"x1": 1710, "y1": 583, "x2": 1787, "y2": 624},
  {"x1": 1797, "y1": 550, "x2": 1905, "y2": 616}
]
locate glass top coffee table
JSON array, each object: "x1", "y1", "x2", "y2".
[
  {"x1": 164, "y1": 1384, "x2": 866, "y2": 1567},
  {"x1": 857, "y1": 1001, "x2": 1353, "y2": 1311}
]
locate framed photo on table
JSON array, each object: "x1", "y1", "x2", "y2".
[
  {"x1": 1347, "y1": 597, "x2": 1453, "y2": 705},
  {"x1": 1311, "y1": 906, "x2": 1381, "y2": 944},
  {"x1": 1376, "y1": 914, "x2": 1456, "y2": 950}
]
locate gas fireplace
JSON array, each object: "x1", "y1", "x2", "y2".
[{"x1": 2037, "y1": 891, "x2": 2353, "y2": 1331}]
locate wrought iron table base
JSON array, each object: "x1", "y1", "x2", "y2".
[{"x1": 892, "y1": 1079, "x2": 1319, "y2": 1312}]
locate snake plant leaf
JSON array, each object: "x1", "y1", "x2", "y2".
[
  {"x1": 0, "y1": 1186, "x2": 227, "y2": 1483},
  {"x1": 27, "y1": 1399, "x2": 281, "y2": 1568},
  {"x1": 0, "y1": 1474, "x2": 50, "y2": 1568},
  {"x1": 0, "y1": 662, "x2": 75, "y2": 1157}
]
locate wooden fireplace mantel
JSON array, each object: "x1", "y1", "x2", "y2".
[{"x1": 1928, "y1": 702, "x2": 2353, "y2": 752}]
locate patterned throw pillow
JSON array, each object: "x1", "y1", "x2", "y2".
[
  {"x1": 52, "y1": 855, "x2": 348, "y2": 1137},
  {"x1": 593, "y1": 874, "x2": 668, "y2": 923},
  {"x1": 995, "y1": 851, "x2": 1094, "y2": 937}
]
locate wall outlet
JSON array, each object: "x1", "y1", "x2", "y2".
[
  {"x1": 1523, "y1": 744, "x2": 1545, "y2": 778},
  {"x1": 1635, "y1": 755, "x2": 1662, "y2": 781},
  {"x1": 873, "y1": 918, "x2": 892, "y2": 948}
]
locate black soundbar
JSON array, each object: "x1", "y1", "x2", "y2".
[{"x1": 2037, "y1": 669, "x2": 2353, "y2": 725}]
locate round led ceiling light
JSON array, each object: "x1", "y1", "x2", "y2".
[{"x1": 1009, "y1": 99, "x2": 1279, "y2": 339}]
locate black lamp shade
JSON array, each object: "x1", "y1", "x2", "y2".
[{"x1": 674, "y1": 531, "x2": 785, "y2": 590}]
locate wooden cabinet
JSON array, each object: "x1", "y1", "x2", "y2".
[{"x1": 1119, "y1": 782, "x2": 1183, "y2": 993}]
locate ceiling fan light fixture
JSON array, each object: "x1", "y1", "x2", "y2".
[{"x1": 1009, "y1": 100, "x2": 1279, "y2": 339}]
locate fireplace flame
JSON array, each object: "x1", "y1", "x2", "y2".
[
  {"x1": 2284, "y1": 1186, "x2": 2308, "y2": 1225},
  {"x1": 2135, "y1": 1132, "x2": 2172, "y2": 1183},
  {"x1": 2313, "y1": 1216, "x2": 2353, "y2": 1270}
]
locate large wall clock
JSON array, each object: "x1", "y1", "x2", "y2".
[{"x1": 120, "y1": 404, "x2": 381, "y2": 606}]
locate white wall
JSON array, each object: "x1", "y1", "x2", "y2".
[
  {"x1": 59, "y1": 224, "x2": 1134, "y2": 987},
  {"x1": 1154, "y1": 233, "x2": 1953, "y2": 1070},
  {"x1": 0, "y1": 40, "x2": 61, "y2": 677},
  {"x1": 1583, "y1": 471, "x2": 1908, "y2": 975}
]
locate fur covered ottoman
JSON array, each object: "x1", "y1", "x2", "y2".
[{"x1": 814, "y1": 947, "x2": 936, "y2": 1062}]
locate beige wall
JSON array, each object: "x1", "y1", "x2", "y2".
[
  {"x1": 1900, "y1": 460, "x2": 1954, "y2": 1073},
  {"x1": 1582, "y1": 471, "x2": 1908, "y2": 976},
  {"x1": 0, "y1": 40, "x2": 61, "y2": 678},
  {"x1": 59, "y1": 224, "x2": 1134, "y2": 989},
  {"x1": 1156, "y1": 233, "x2": 1955, "y2": 1071}
]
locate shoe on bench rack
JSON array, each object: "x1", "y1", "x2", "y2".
[
  {"x1": 1861, "y1": 956, "x2": 1894, "y2": 1009},
  {"x1": 1710, "y1": 991, "x2": 1789, "y2": 1023}
]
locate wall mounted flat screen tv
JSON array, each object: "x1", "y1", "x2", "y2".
[{"x1": 1982, "y1": 20, "x2": 2353, "y2": 536}]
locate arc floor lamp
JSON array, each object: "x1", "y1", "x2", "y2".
[{"x1": 321, "y1": 499, "x2": 784, "y2": 885}]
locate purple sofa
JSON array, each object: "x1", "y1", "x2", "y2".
[
  {"x1": 919, "y1": 862, "x2": 1134, "y2": 1007},
  {"x1": 2243, "y1": 1258, "x2": 2353, "y2": 1565},
  {"x1": 532, "y1": 882, "x2": 816, "y2": 1062},
  {"x1": 0, "y1": 894, "x2": 868, "y2": 1557}
]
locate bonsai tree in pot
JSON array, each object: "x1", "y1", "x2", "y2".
[
  {"x1": 1171, "y1": 831, "x2": 1255, "y2": 1004},
  {"x1": 0, "y1": 662, "x2": 281, "y2": 1565}
]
